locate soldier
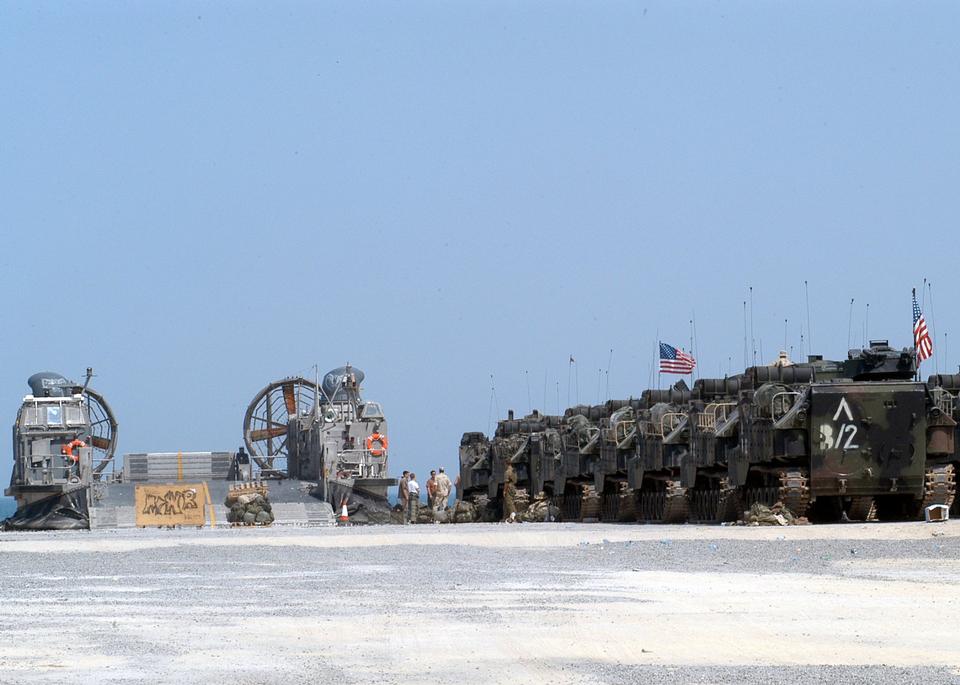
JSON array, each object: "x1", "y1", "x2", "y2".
[
  {"x1": 434, "y1": 467, "x2": 452, "y2": 511},
  {"x1": 398, "y1": 470, "x2": 410, "y2": 521},
  {"x1": 426, "y1": 470, "x2": 437, "y2": 510},
  {"x1": 503, "y1": 462, "x2": 517, "y2": 522},
  {"x1": 406, "y1": 473, "x2": 420, "y2": 524}
]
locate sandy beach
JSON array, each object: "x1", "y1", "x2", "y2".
[{"x1": 0, "y1": 521, "x2": 958, "y2": 684}]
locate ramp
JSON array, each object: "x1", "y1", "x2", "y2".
[{"x1": 89, "y1": 480, "x2": 335, "y2": 529}]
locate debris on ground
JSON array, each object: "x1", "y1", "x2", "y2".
[
  {"x1": 518, "y1": 493, "x2": 561, "y2": 523},
  {"x1": 739, "y1": 502, "x2": 809, "y2": 526},
  {"x1": 225, "y1": 484, "x2": 274, "y2": 526}
]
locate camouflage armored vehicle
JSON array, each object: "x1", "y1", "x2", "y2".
[
  {"x1": 683, "y1": 376, "x2": 745, "y2": 522},
  {"x1": 457, "y1": 409, "x2": 563, "y2": 522},
  {"x1": 626, "y1": 383, "x2": 692, "y2": 523},
  {"x1": 729, "y1": 341, "x2": 953, "y2": 521},
  {"x1": 456, "y1": 340, "x2": 955, "y2": 525},
  {"x1": 591, "y1": 399, "x2": 643, "y2": 521},
  {"x1": 549, "y1": 404, "x2": 609, "y2": 521},
  {"x1": 921, "y1": 373, "x2": 959, "y2": 516},
  {"x1": 4, "y1": 370, "x2": 118, "y2": 530},
  {"x1": 458, "y1": 430, "x2": 494, "y2": 520}
]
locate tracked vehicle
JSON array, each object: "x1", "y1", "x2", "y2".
[
  {"x1": 474, "y1": 410, "x2": 562, "y2": 520},
  {"x1": 684, "y1": 376, "x2": 744, "y2": 523},
  {"x1": 730, "y1": 341, "x2": 954, "y2": 521},
  {"x1": 921, "y1": 373, "x2": 960, "y2": 516},
  {"x1": 626, "y1": 384, "x2": 693, "y2": 522},
  {"x1": 594, "y1": 399, "x2": 643, "y2": 521},
  {"x1": 462, "y1": 339, "x2": 953, "y2": 525}
]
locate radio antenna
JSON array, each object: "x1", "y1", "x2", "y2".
[
  {"x1": 847, "y1": 298, "x2": 855, "y2": 350},
  {"x1": 928, "y1": 281, "x2": 939, "y2": 375}
]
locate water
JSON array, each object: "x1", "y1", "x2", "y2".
[{"x1": 0, "y1": 498, "x2": 15, "y2": 519}]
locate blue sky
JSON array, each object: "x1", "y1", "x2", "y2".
[{"x1": 2, "y1": 1, "x2": 959, "y2": 493}]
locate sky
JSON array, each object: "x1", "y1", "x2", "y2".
[{"x1": 2, "y1": 1, "x2": 959, "y2": 495}]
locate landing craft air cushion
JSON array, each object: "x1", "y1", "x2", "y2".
[{"x1": 4, "y1": 364, "x2": 397, "y2": 530}]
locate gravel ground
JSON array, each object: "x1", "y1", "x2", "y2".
[{"x1": 0, "y1": 521, "x2": 958, "y2": 684}]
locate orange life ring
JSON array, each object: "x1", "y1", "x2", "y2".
[
  {"x1": 61, "y1": 439, "x2": 87, "y2": 463},
  {"x1": 366, "y1": 432, "x2": 388, "y2": 456}
]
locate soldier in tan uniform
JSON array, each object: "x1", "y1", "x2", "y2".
[
  {"x1": 503, "y1": 462, "x2": 517, "y2": 521},
  {"x1": 434, "y1": 467, "x2": 452, "y2": 511}
]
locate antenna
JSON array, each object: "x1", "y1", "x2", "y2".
[
  {"x1": 649, "y1": 333, "x2": 658, "y2": 389},
  {"x1": 556, "y1": 381, "x2": 561, "y2": 415},
  {"x1": 804, "y1": 280, "x2": 813, "y2": 353},
  {"x1": 742, "y1": 300, "x2": 748, "y2": 368},
  {"x1": 865, "y1": 303, "x2": 870, "y2": 347},
  {"x1": 567, "y1": 356, "x2": 573, "y2": 408},
  {"x1": 847, "y1": 298, "x2": 855, "y2": 350},
  {"x1": 575, "y1": 358, "x2": 580, "y2": 405},
  {"x1": 691, "y1": 313, "x2": 699, "y2": 381},
  {"x1": 944, "y1": 332, "x2": 949, "y2": 376},
  {"x1": 928, "y1": 281, "x2": 939, "y2": 375},
  {"x1": 596, "y1": 368, "x2": 602, "y2": 404},
  {"x1": 542, "y1": 371, "x2": 547, "y2": 414},
  {"x1": 487, "y1": 374, "x2": 499, "y2": 435},
  {"x1": 749, "y1": 287, "x2": 756, "y2": 366},
  {"x1": 784, "y1": 318, "x2": 788, "y2": 354},
  {"x1": 605, "y1": 348, "x2": 613, "y2": 400},
  {"x1": 525, "y1": 370, "x2": 532, "y2": 412},
  {"x1": 654, "y1": 329, "x2": 660, "y2": 390}
]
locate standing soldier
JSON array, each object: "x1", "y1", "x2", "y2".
[
  {"x1": 398, "y1": 470, "x2": 410, "y2": 523},
  {"x1": 426, "y1": 470, "x2": 437, "y2": 511},
  {"x1": 503, "y1": 462, "x2": 517, "y2": 522},
  {"x1": 406, "y1": 473, "x2": 420, "y2": 524},
  {"x1": 434, "y1": 467, "x2": 452, "y2": 511}
]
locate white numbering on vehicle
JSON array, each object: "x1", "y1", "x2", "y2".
[
  {"x1": 819, "y1": 423, "x2": 860, "y2": 450},
  {"x1": 820, "y1": 397, "x2": 860, "y2": 450}
]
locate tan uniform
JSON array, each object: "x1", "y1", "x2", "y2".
[
  {"x1": 503, "y1": 464, "x2": 517, "y2": 521},
  {"x1": 434, "y1": 472, "x2": 452, "y2": 510}
]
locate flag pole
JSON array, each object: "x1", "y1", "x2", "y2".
[{"x1": 912, "y1": 288, "x2": 919, "y2": 381}]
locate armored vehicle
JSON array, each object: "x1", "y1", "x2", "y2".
[
  {"x1": 458, "y1": 409, "x2": 563, "y2": 521},
  {"x1": 684, "y1": 376, "x2": 744, "y2": 522},
  {"x1": 242, "y1": 365, "x2": 397, "y2": 522},
  {"x1": 461, "y1": 339, "x2": 951, "y2": 525},
  {"x1": 626, "y1": 383, "x2": 693, "y2": 522},
  {"x1": 921, "y1": 373, "x2": 959, "y2": 516},
  {"x1": 592, "y1": 400, "x2": 643, "y2": 521},
  {"x1": 459, "y1": 430, "x2": 493, "y2": 514},
  {"x1": 551, "y1": 404, "x2": 606, "y2": 520},
  {"x1": 729, "y1": 341, "x2": 953, "y2": 521},
  {"x1": 5, "y1": 370, "x2": 118, "y2": 530}
]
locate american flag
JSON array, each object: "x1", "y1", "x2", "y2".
[
  {"x1": 913, "y1": 291, "x2": 933, "y2": 364},
  {"x1": 659, "y1": 342, "x2": 696, "y2": 374}
]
